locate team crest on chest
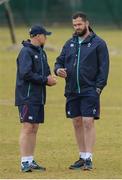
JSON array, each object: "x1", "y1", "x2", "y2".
[
  {"x1": 34, "y1": 55, "x2": 38, "y2": 59},
  {"x1": 70, "y1": 43, "x2": 74, "y2": 47}
]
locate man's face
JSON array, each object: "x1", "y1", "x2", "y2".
[
  {"x1": 37, "y1": 34, "x2": 47, "y2": 45},
  {"x1": 72, "y1": 17, "x2": 89, "y2": 36}
]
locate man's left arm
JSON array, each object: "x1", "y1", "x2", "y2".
[
  {"x1": 96, "y1": 41, "x2": 109, "y2": 93},
  {"x1": 43, "y1": 51, "x2": 51, "y2": 76}
]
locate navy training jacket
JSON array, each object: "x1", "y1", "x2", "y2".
[
  {"x1": 15, "y1": 40, "x2": 51, "y2": 106},
  {"x1": 54, "y1": 32, "x2": 109, "y2": 97}
]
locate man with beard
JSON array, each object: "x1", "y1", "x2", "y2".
[{"x1": 54, "y1": 12, "x2": 109, "y2": 170}]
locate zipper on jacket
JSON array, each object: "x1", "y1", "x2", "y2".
[
  {"x1": 76, "y1": 37, "x2": 83, "y2": 94},
  {"x1": 40, "y1": 52, "x2": 44, "y2": 104},
  {"x1": 77, "y1": 44, "x2": 81, "y2": 93},
  {"x1": 27, "y1": 83, "x2": 31, "y2": 97}
]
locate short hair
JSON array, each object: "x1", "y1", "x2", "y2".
[{"x1": 72, "y1": 12, "x2": 87, "y2": 22}]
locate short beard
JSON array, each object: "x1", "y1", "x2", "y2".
[{"x1": 75, "y1": 27, "x2": 87, "y2": 37}]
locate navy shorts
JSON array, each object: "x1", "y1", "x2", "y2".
[
  {"x1": 66, "y1": 96, "x2": 100, "y2": 119},
  {"x1": 18, "y1": 104, "x2": 44, "y2": 123}
]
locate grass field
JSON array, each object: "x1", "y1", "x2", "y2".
[{"x1": 0, "y1": 26, "x2": 122, "y2": 179}]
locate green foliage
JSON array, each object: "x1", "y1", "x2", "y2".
[{"x1": 0, "y1": 26, "x2": 122, "y2": 178}]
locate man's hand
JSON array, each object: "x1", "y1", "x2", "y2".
[
  {"x1": 47, "y1": 75, "x2": 57, "y2": 86},
  {"x1": 56, "y1": 68, "x2": 67, "y2": 78}
]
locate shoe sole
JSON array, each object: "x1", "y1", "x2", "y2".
[
  {"x1": 69, "y1": 166, "x2": 84, "y2": 170},
  {"x1": 21, "y1": 169, "x2": 32, "y2": 172},
  {"x1": 82, "y1": 166, "x2": 92, "y2": 171}
]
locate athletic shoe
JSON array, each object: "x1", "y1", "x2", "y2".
[
  {"x1": 83, "y1": 158, "x2": 93, "y2": 170},
  {"x1": 69, "y1": 158, "x2": 85, "y2": 169},
  {"x1": 30, "y1": 160, "x2": 46, "y2": 171},
  {"x1": 21, "y1": 161, "x2": 32, "y2": 172}
]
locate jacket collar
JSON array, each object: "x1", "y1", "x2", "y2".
[
  {"x1": 22, "y1": 40, "x2": 44, "y2": 52},
  {"x1": 72, "y1": 32, "x2": 96, "y2": 44}
]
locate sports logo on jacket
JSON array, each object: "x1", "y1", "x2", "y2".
[
  {"x1": 34, "y1": 55, "x2": 38, "y2": 59},
  {"x1": 70, "y1": 43, "x2": 74, "y2": 47}
]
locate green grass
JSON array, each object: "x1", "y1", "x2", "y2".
[{"x1": 0, "y1": 26, "x2": 122, "y2": 178}]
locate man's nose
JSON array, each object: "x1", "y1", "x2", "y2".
[{"x1": 76, "y1": 25, "x2": 80, "y2": 29}]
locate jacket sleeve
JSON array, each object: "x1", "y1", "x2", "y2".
[
  {"x1": 96, "y1": 41, "x2": 109, "y2": 90},
  {"x1": 43, "y1": 51, "x2": 51, "y2": 76},
  {"x1": 54, "y1": 44, "x2": 66, "y2": 75},
  {"x1": 18, "y1": 49, "x2": 47, "y2": 85},
  {"x1": 46, "y1": 63, "x2": 51, "y2": 76}
]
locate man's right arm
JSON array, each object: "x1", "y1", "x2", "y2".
[{"x1": 54, "y1": 44, "x2": 67, "y2": 78}]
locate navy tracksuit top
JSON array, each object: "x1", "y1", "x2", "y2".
[
  {"x1": 15, "y1": 40, "x2": 51, "y2": 106},
  {"x1": 54, "y1": 32, "x2": 109, "y2": 98}
]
